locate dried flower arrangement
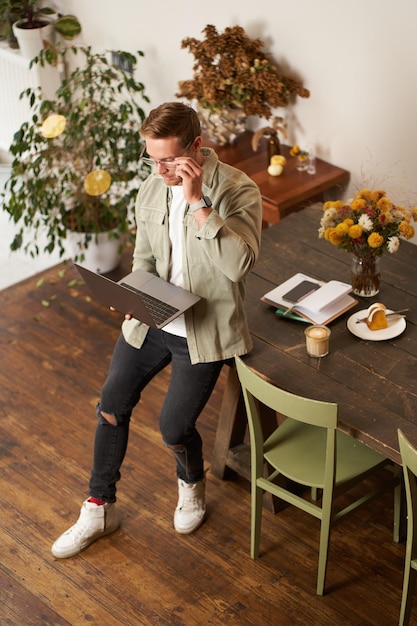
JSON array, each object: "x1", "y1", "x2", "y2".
[{"x1": 176, "y1": 25, "x2": 310, "y2": 119}]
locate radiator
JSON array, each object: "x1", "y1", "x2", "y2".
[{"x1": 0, "y1": 44, "x2": 59, "y2": 153}]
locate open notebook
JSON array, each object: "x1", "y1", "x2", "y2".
[{"x1": 261, "y1": 272, "x2": 357, "y2": 325}]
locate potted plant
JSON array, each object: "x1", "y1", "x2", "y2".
[
  {"x1": 176, "y1": 24, "x2": 310, "y2": 144},
  {"x1": 1, "y1": 45, "x2": 151, "y2": 272},
  {"x1": 0, "y1": 0, "x2": 81, "y2": 56},
  {"x1": 0, "y1": 0, "x2": 23, "y2": 47}
]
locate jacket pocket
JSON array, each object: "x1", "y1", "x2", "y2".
[{"x1": 136, "y1": 206, "x2": 166, "y2": 225}]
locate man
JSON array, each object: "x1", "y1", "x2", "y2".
[{"x1": 51, "y1": 102, "x2": 262, "y2": 558}]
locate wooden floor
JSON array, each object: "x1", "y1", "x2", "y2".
[{"x1": 1, "y1": 259, "x2": 416, "y2": 626}]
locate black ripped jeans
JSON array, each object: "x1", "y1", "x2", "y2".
[{"x1": 89, "y1": 329, "x2": 225, "y2": 503}]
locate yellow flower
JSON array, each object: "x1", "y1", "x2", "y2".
[
  {"x1": 335, "y1": 222, "x2": 349, "y2": 235},
  {"x1": 377, "y1": 196, "x2": 393, "y2": 211},
  {"x1": 351, "y1": 198, "x2": 366, "y2": 211},
  {"x1": 348, "y1": 224, "x2": 363, "y2": 239},
  {"x1": 367, "y1": 232, "x2": 384, "y2": 248},
  {"x1": 323, "y1": 200, "x2": 344, "y2": 211},
  {"x1": 370, "y1": 190, "x2": 386, "y2": 202},
  {"x1": 323, "y1": 227, "x2": 333, "y2": 241},
  {"x1": 400, "y1": 221, "x2": 415, "y2": 239},
  {"x1": 290, "y1": 144, "x2": 309, "y2": 158},
  {"x1": 357, "y1": 189, "x2": 385, "y2": 203},
  {"x1": 356, "y1": 188, "x2": 373, "y2": 201},
  {"x1": 326, "y1": 228, "x2": 343, "y2": 245}
]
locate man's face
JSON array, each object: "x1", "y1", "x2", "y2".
[{"x1": 144, "y1": 137, "x2": 190, "y2": 186}]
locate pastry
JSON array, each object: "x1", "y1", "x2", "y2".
[{"x1": 366, "y1": 303, "x2": 388, "y2": 331}]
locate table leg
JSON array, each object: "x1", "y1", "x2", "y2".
[
  {"x1": 210, "y1": 366, "x2": 246, "y2": 479},
  {"x1": 210, "y1": 365, "x2": 282, "y2": 513}
]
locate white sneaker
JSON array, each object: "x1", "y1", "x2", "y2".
[
  {"x1": 174, "y1": 478, "x2": 206, "y2": 534},
  {"x1": 51, "y1": 499, "x2": 120, "y2": 558}
]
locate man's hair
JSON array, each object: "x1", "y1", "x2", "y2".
[{"x1": 140, "y1": 102, "x2": 201, "y2": 148}]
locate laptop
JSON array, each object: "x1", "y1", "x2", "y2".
[{"x1": 73, "y1": 263, "x2": 201, "y2": 329}]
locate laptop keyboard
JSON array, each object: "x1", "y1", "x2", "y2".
[{"x1": 120, "y1": 283, "x2": 179, "y2": 326}]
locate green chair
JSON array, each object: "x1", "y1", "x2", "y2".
[
  {"x1": 234, "y1": 355, "x2": 401, "y2": 595},
  {"x1": 398, "y1": 429, "x2": 417, "y2": 625}
]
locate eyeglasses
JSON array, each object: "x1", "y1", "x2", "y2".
[{"x1": 139, "y1": 139, "x2": 194, "y2": 168}]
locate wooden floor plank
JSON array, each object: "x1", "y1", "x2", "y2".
[{"x1": 1, "y1": 262, "x2": 417, "y2": 625}]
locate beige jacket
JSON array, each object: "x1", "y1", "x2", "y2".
[{"x1": 122, "y1": 147, "x2": 262, "y2": 364}]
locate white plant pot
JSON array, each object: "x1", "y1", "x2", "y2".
[
  {"x1": 12, "y1": 20, "x2": 54, "y2": 60},
  {"x1": 67, "y1": 230, "x2": 125, "y2": 274}
]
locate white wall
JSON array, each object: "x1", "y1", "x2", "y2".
[
  {"x1": 55, "y1": 0, "x2": 417, "y2": 208},
  {"x1": 2, "y1": 0, "x2": 417, "y2": 284}
]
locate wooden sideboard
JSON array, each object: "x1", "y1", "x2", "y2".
[{"x1": 203, "y1": 130, "x2": 350, "y2": 226}]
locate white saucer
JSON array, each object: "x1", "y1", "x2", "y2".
[{"x1": 347, "y1": 309, "x2": 407, "y2": 341}]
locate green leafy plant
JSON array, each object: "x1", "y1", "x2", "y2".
[
  {"x1": 13, "y1": 0, "x2": 57, "y2": 28},
  {"x1": 0, "y1": 0, "x2": 25, "y2": 45},
  {"x1": 0, "y1": 0, "x2": 81, "y2": 48},
  {"x1": 1, "y1": 45, "x2": 151, "y2": 259}
]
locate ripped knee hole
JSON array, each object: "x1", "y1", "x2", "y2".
[
  {"x1": 100, "y1": 411, "x2": 117, "y2": 426},
  {"x1": 166, "y1": 443, "x2": 185, "y2": 452}
]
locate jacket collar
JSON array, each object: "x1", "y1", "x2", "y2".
[{"x1": 200, "y1": 147, "x2": 219, "y2": 188}]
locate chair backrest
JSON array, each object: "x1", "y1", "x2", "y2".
[
  {"x1": 399, "y1": 430, "x2": 417, "y2": 478},
  {"x1": 234, "y1": 355, "x2": 338, "y2": 430},
  {"x1": 398, "y1": 429, "x2": 417, "y2": 521},
  {"x1": 398, "y1": 429, "x2": 417, "y2": 625},
  {"x1": 234, "y1": 356, "x2": 339, "y2": 476}
]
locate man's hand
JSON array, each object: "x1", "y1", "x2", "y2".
[
  {"x1": 173, "y1": 155, "x2": 212, "y2": 227},
  {"x1": 173, "y1": 156, "x2": 204, "y2": 206},
  {"x1": 110, "y1": 306, "x2": 132, "y2": 320}
]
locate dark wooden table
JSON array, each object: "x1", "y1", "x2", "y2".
[
  {"x1": 203, "y1": 130, "x2": 350, "y2": 225},
  {"x1": 211, "y1": 203, "x2": 417, "y2": 479}
]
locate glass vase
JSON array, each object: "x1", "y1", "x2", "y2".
[
  {"x1": 351, "y1": 254, "x2": 381, "y2": 297},
  {"x1": 296, "y1": 155, "x2": 308, "y2": 171},
  {"x1": 197, "y1": 104, "x2": 247, "y2": 145}
]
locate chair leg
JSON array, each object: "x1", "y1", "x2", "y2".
[
  {"x1": 394, "y1": 471, "x2": 405, "y2": 544},
  {"x1": 399, "y1": 564, "x2": 417, "y2": 626},
  {"x1": 394, "y1": 468, "x2": 406, "y2": 543},
  {"x1": 251, "y1": 483, "x2": 264, "y2": 559},
  {"x1": 317, "y1": 519, "x2": 331, "y2": 595},
  {"x1": 317, "y1": 491, "x2": 333, "y2": 596}
]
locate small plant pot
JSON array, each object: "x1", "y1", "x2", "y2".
[
  {"x1": 12, "y1": 19, "x2": 54, "y2": 60},
  {"x1": 67, "y1": 230, "x2": 126, "y2": 274}
]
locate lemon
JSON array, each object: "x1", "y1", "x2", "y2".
[
  {"x1": 84, "y1": 170, "x2": 112, "y2": 196},
  {"x1": 270, "y1": 155, "x2": 286, "y2": 166},
  {"x1": 41, "y1": 114, "x2": 66, "y2": 138},
  {"x1": 267, "y1": 164, "x2": 283, "y2": 176}
]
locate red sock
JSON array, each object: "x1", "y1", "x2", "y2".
[{"x1": 88, "y1": 497, "x2": 105, "y2": 506}]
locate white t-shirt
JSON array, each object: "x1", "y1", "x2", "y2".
[{"x1": 162, "y1": 185, "x2": 187, "y2": 337}]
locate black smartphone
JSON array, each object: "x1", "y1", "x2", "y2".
[{"x1": 282, "y1": 280, "x2": 320, "y2": 303}]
